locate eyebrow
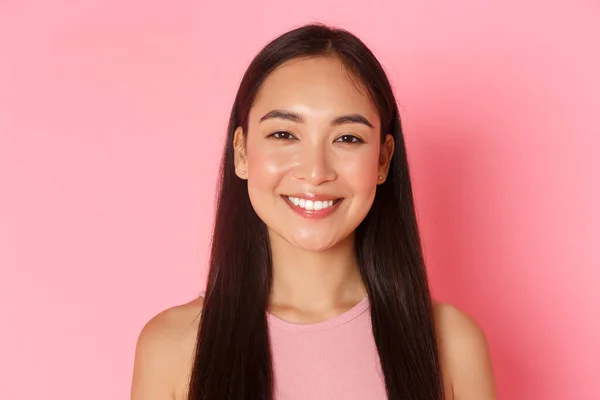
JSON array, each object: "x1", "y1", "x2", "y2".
[{"x1": 259, "y1": 109, "x2": 374, "y2": 128}]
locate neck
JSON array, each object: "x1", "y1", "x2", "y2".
[{"x1": 268, "y1": 231, "x2": 366, "y2": 312}]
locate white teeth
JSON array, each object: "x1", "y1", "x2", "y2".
[{"x1": 287, "y1": 196, "x2": 337, "y2": 210}]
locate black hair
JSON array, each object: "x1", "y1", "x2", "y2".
[{"x1": 188, "y1": 23, "x2": 444, "y2": 400}]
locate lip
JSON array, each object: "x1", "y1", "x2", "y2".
[
  {"x1": 281, "y1": 195, "x2": 343, "y2": 220},
  {"x1": 284, "y1": 193, "x2": 341, "y2": 201}
]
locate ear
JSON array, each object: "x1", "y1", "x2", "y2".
[
  {"x1": 377, "y1": 134, "x2": 394, "y2": 184},
  {"x1": 233, "y1": 126, "x2": 248, "y2": 180}
]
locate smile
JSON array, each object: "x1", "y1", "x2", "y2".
[
  {"x1": 281, "y1": 195, "x2": 343, "y2": 219},
  {"x1": 286, "y1": 196, "x2": 341, "y2": 210}
]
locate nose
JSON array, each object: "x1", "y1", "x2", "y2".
[{"x1": 293, "y1": 145, "x2": 337, "y2": 186}]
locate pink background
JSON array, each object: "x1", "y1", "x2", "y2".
[{"x1": 1, "y1": 1, "x2": 598, "y2": 399}]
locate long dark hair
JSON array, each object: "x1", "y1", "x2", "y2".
[{"x1": 188, "y1": 23, "x2": 444, "y2": 400}]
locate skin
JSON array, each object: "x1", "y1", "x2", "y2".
[
  {"x1": 235, "y1": 56, "x2": 393, "y2": 312},
  {"x1": 131, "y1": 56, "x2": 497, "y2": 400}
]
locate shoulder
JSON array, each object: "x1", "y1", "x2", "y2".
[
  {"x1": 131, "y1": 296, "x2": 205, "y2": 400},
  {"x1": 432, "y1": 300, "x2": 497, "y2": 400}
]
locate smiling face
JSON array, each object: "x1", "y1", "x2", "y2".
[{"x1": 234, "y1": 56, "x2": 394, "y2": 252}]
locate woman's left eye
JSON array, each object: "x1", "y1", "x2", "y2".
[{"x1": 335, "y1": 134, "x2": 363, "y2": 144}]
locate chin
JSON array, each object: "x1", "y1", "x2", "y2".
[{"x1": 287, "y1": 234, "x2": 341, "y2": 252}]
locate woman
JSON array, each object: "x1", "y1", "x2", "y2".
[{"x1": 131, "y1": 23, "x2": 496, "y2": 400}]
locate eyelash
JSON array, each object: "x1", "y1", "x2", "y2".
[
  {"x1": 267, "y1": 131, "x2": 364, "y2": 144},
  {"x1": 336, "y1": 134, "x2": 364, "y2": 144},
  {"x1": 268, "y1": 131, "x2": 296, "y2": 140}
]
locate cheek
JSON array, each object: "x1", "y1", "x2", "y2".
[
  {"x1": 338, "y1": 150, "x2": 380, "y2": 191},
  {"x1": 246, "y1": 140, "x2": 293, "y2": 188}
]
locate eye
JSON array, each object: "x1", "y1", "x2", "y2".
[
  {"x1": 335, "y1": 134, "x2": 364, "y2": 144},
  {"x1": 268, "y1": 131, "x2": 297, "y2": 140}
]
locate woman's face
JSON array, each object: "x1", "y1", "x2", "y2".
[{"x1": 234, "y1": 56, "x2": 394, "y2": 251}]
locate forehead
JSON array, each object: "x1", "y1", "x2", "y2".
[{"x1": 250, "y1": 56, "x2": 379, "y2": 123}]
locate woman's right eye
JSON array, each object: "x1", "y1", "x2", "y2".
[{"x1": 268, "y1": 131, "x2": 296, "y2": 140}]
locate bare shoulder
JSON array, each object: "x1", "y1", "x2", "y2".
[
  {"x1": 131, "y1": 296, "x2": 204, "y2": 400},
  {"x1": 433, "y1": 300, "x2": 497, "y2": 400}
]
